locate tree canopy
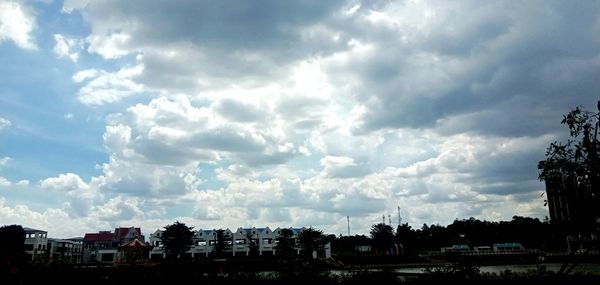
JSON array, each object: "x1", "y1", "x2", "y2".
[
  {"x1": 162, "y1": 221, "x2": 194, "y2": 260},
  {"x1": 275, "y1": 228, "x2": 296, "y2": 259},
  {"x1": 538, "y1": 102, "x2": 600, "y2": 234},
  {"x1": 0, "y1": 225, "x2": 25, "y2": 267},
  {"x1": 213, "y1": 229, "x2": 231, "y2": 257},
  {"x1": 370, "y1": 223, "x2": 394, "y2": 255},
  {"x1": 296, "y1": 227, "x2": 327, "y2": 259}
]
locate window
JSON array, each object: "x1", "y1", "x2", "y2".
[
  {"x1": 101, "y1": 253, "x2": 114, "y2": 262},
  {"x1": 235, "y1": 239, "x2": 246, "y2": 245},
  {"x1": 209, "y1": 240, "x2": 216, "y2": 246},
  {"x1": 262, "y1": 238, "x2": 272, "y2": 244},
  {"x1": 24, "y1": 244, "x2": 34, "y2": 250},
  {"x1": 198, "y1": 241, "x2": 207, "y2": 246}
]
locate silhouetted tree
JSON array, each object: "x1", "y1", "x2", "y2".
[
  {"x1": 162, "y1": 221, "x2": 194, "y2": 260},
  {"x1": 0, "y1": 225, "x2": 25, "y2": 269},
  {"x1": 370, "y1": 223, "x2": 394, "y2": 255},
  {"x1": 245, "y1": 231, "x2": 259, "y2": 257},
  {"x1": 275, "y1": 228, "x2": 296, "y2": 259},
  {"x1": 296, "y1": 227, "x2": 327, "y2": 259},
  {"x1": 214, "y1": 229, "x2": 231, "y2": 257},
  {"x1": 539, "y1": 102, "x2": 600, "y2": 235},
  {"x1": 396, "y1": 223, "x2": 417, "y2": 255}
]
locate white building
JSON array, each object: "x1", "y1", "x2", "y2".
[
  {"x1": 47, "y1": 238, "x2": 83, "y2": 263},
  {"x1": 149, "y1": 226, "x2": 331, "y2": 260},
  {"x1": 23, "y1": 227, "x2": 47, "y2": 261}
]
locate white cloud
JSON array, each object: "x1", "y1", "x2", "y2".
[
  {"x1": 0, "y1": 157, "x2": 10, "y2": 167},
  {"x1": 0, "y1": 1, "x2": 37, "y2": 49},
  {"x1": 41, "y1": 173, "x2": 101, "y2": 218},
  {"x1": 320, "y1": 155, "x2": 370, "y2": 178},
  {"x1": 62, "y1": 0, "x2": 90, "y2": 14},
  {"x1": 87, "y1": 32, "x2": 132, "y2": 59},
  {"x1": 0, "y1": 117, "x2": 10, "y2": 131},
  {"x1": 0, "y1": 177, "x2": 10, "y2": 187},
  {"x1": 91, "y1": 195, "x2": 144, "y2": 221},
  {"x1": 6, "y1": 0, "x2": 590, "y2": 235},
  {"x1": 0, "y1": 197, "x2": 111, "y2": 238},
  {"x1": 53, "y1": 34, "x2": 83, "y2": 62},
  {"x1": 74, "y1": 64, "x2": 145, "y2": 105},
  {"x1": 72, "y1": 69, "x2": 98, "y2": 82},
  {"x1": 41, "y1": 173, "x2": 90, "y2": 192}
]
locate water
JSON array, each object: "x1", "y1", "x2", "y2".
[{"x1": 392, "y1": 263, "x2": 600, "y2": 275}]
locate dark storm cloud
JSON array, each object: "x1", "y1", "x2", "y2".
[
  {"x1": 342, "y1": 0, "x2": 600, "y2": 137},
  {"x1": 82, "y1": 0, "x2": 345, "y2": 59}
]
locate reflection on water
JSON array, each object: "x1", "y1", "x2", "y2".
[{"x1": 392, "y1": 263, "x2": 600, "y2": 274}]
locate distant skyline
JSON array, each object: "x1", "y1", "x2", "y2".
[{"x1": 0, "y1": 0, "x2": 599, "y2": 238}]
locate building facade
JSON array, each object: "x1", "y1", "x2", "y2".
[
  {"x1": 47, "y1": 238, "x2": 83, "y2": 263},
  {"x1": 149, "y1": 226, "x2": 331, "y2": 260},
  {"x1": 82, "y1": 227, "x2": 146, "y2": 263},
  {"x1": 24, "y1": 227, "x2": 48, "y2": 261}
]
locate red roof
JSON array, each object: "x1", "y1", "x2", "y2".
[
  {"x1": 83, "y1": 232, "x2": 113, "y2": 242},
  {"x1": 119, "y1": 238, "x2": 151, "y2": 249},
  {"x1": 114, "y1": 227, "x2": 142, "y2": 239}
]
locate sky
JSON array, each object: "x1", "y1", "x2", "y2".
[{"x1": 0, "y1": 0, "x2": 599, "y2": 238}]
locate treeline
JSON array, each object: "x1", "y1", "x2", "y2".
[{"x1": 332, "y1": 216, "x2": 565, "y2": 256}]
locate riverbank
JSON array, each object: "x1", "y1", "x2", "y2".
[{"x1": 4, "y1": 260, "x2": 600, "y2": 284}]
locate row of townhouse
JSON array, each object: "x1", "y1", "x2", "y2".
[
  {"x1": 150, "y1": 226, "x2": 331, "y2": 259},
  {"x1": 21, "y1": 225, "x2": 331, "y2": 265}
]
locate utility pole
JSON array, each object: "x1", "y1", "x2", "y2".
[
  {"x1": 382, "y1": 214, "x2": 385, "y2": 224},
  {"x1": 347, "y1": 216, "x2": 350, "y2": 236},
  {"x1": 398, "y1": 206, "x2": 402, "y2": 225}
]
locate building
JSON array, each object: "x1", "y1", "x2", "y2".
[
  {"x1": 492, "y1": 242, "x2": 524, "y2": 252},
  {"x1": 82, "y1": 227, "x2": 146, "y2": 264},
  {"x1": 47, "y1": 238, "x2": 83, "y2": 264},
  {"x1": 23, "y1": 227, "x2": 47, "y2": 261},
  {"x1": 149, "y1": 226, "x2": 331, "y2": 260}
]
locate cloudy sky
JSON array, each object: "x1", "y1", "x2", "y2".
[{"x1": 0, "y1": 0, "x2": 598, "y2": 238}]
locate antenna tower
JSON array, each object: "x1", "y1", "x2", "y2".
[{"x1": 397, "y1": 206, "x2": 402, "y2": 225}]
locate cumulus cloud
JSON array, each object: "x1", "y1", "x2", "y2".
[
  {"x1": 327, "y1": 0, "x2": 600, "y2": 136},
  {"x1": 53, "y1": 34, "x2": 83, "y2": 62},
  {"x1": 73, "y1": 64, "x2": 145, "y2": 105},
  {"x1": 41, "y1": 173, "x2": 101, "y2": 218},
  {"x1": 0, "y1": 117, "x2": 11, "y2": 131},
  {"x1": 0, "y1": 1, "x2": 37, "y2": 49},
  {"x1": 0, "y1": 157, "x2": 10, "y2": 167},
  {"x1": 9, "y1": 0, "x2": 594, "y2": 234},
  {"x1": 320, "y1": 155, "x2": 370, "y2": 178},
  {"x1": 0, "y1": 177, "x2": 10, "y2": 187}
]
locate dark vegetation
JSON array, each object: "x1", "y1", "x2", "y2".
[
  {"x1": 3, "y1": 217, "x2": 597, "y2": 284},
  {"x1": 538, "y1": 102, "x2": 600, "y2": 236}
]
